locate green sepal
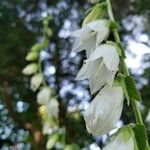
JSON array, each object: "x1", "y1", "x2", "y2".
[
  {"x1": 133, "y1": 124, "x2": 149, "y2": 150},
  {"x1": 118, "y1": 74, "x2": 130, "y2": 105},
  {"x1": 109, "y1": 20, "x2": 120, "y2": 30},
  {"x1": 124, "y1": 76, "x2": 141, "y2": 102},
  {"x1": 82, "y1": 3, "x2": 107, "y2": 25}
]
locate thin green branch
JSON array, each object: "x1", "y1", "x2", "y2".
[
  {"x1": 106, "y1": 0, "x2": 150, "y2": 148},
  {"x1": 106, "y1": 0, "x2": 144, "y2": 125}
]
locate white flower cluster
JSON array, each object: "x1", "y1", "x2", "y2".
[{"x1": 72, "y1": 19, "x2": 123, "y2": 136}]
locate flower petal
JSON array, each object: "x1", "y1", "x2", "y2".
[
  {"x1": 87, "y1": 44, "x2": 119, "y2": 71},
  {"x1": 88, "y1": 20, "x2": 110, "y2": 46},
  {"x1": 76, "y1": 59, "x2": 101, "y2": 80},
  {"x1": 89, "y1": 61, "x2": 117, "y2": 94},
  {"x1": 72, "y1": 32, "x2": 96, "y2": 57},
  {"x1": 71, "y1": 26, "x2": 91, "y2": 39},
  {"x1": 83, "y1": 86, "x2": 124, "y2": 135}
]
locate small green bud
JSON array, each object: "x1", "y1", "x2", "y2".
[
  {"x1": 42, "y1": 14, "x2": 52, "y2": 26},
  {"x1": 90, "y1": 0, "x2": 100, "y2": 4},
  {"x1": 46, "y1": 134, "x2": 59, "y2": 149},
  {"x1": 31, "y1": 43, "x2": 42, "y2": 52},
  {"x1": 109, "y1": 20, "x2": 120, "y2": 30},
  {"x1": 31, "y1": 38, "x2": 49, "y2": 52},
  {"x1": 46, "y1": 28, "x2": 53, "y2": 37},
  {"x1": 82, "y1": 3, "x2": 107, "y2": 25},
  {"x1": 26, "y1": 51, "x2": 39, "y2": 61}
]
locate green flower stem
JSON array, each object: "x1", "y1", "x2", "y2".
[
  {"x1": 106, "y1": 1, "x2": 150, "y2": 148},
  {"x1": 106, "y1": 0, "x2": 144, "y2": 125}
]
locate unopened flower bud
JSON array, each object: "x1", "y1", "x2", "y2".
[
  {"x1": 26, "y1": 51, "x2": 39, "y2": 61},
  {"x1": 47, "y1": 98, "x2": 59, "y2": 118},
  {"x1": 83, "y1": 4, "x2": 106, "y2": 25},
  {"x1": 37, "y1": 87, "x2": 51, "y2": 105},
  {"x1": 22, "y1": 63, "x2": 38, "y2": 75},
  {"x1": 30, "y1": 73, "x2": 43, "y2": 91}
]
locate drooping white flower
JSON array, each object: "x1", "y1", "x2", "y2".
[
  {"x1": 71, "y1": 20, "x2": 110, "y2": 57},
  {"x1": 47, "y1": 98, "x2": 59, "y2": 118},
  {"x1": 76, "y1": 59, "x2": 116, "y2": 94},
  {"x1": 103, "y1": 129, "x2": 134, "y2": 150},
  {"x1": 76, "y1": 43, "x2": 119, "y2": 94},
  {"x1": 37, "y1": 87, "x2": 51, "y2": 105},
  {"x1": 22, "y1": 63, "x2": 38, "y2": 75},
  {"x1": 83, "y1": 86, "x2": 124, "y2": 135},
  {"x1": 30, "y1": 73, "x2": 43, "y2": 91}
]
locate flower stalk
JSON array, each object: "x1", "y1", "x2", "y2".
[
  {"x1": 106, "y1": 0, "x2": 143, "y2": 125},
  {"x1": 106, "y1": 0, "x2": 150, "y2": 148}
]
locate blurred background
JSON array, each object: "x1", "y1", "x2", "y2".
[{"x1": 0, "y1": 0, "x2": 150, "y2": 149}]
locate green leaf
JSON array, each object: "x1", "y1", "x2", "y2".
[
  {"x1": 124, "y1": 76, "x2": 141, "y2": 101},
  {"x1": 133, "y1": 124, "x2": 148, "y2": 150},
  {"x1": 65, "y1": 144, "x2": 80, "y2": 150}
]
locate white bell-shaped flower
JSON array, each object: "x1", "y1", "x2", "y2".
[
  {"x1": 71, "y1": 20, "x2": 110, "y2": 57},
  {"x1": 47, "y1": 98, "x2": 59, "y2": 118},
  {"x1": 30, "y1": 73, "x2": 43, "y2": 91},
  {"x1": 22, "y1": 63, "x2": 38, "y2": 75},
  {"x1": 103, "y1": 130, "x2": 134, "y2": 150},
  {"x1": 83, "y1": 86, "x2": 124, "y2": 135},
  {"x1": 76, "y1": 59, "x2": 116, "y2": 94},
  {"x1": 76, "y1": 43, "x2": 119, "y2": 94},
  {"x1": 37, "y1": 87, "x2": 51, "y2": 105}
]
